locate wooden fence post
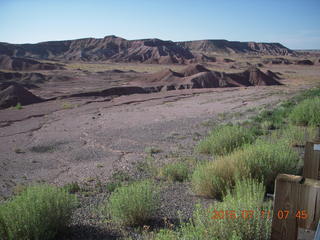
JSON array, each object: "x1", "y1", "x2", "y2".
[
  {"x1": 271, "y1": 174, "x2": 302, "y2": 240},
  {"x1": 271, "y1": 174, "x2": 320, "y2": 240},
  {"x1": 303, "y1": 138, "x2": 320, "y2": 180}
]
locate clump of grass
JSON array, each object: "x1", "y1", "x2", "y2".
[
  {"x1": 12, "y1": 184, "x2": 27, "y2": 195},
  {"x1": 62, "y1": 102, "x2": 74, "y2": 109},
  {"x1": 154, "y1": 178, "x2": 272, "y2": 240},
  {"x1": 289, "y1": 97, "x2": 320, "y2": 126},
  {"x1": 145, "y1": 146, "x2": 162, "y2": 155},
  {"x1": 270, "y1": 125, "x2": 317, "y2": 147},
  {"x1": 63, "y1": 182, "x2": 81, "y2": 194},
  {"x1": 0, "y1": 184, "x2": 77, "y2": 240},
  {"x1": 212, "y1": 178, "x2": 272, "y2": 240},
  {"x1": 106, "y1": 170, "x2": 132, "y2": 193},
  {"x1": 136, "y1": 155, "x2": 158, "y2": 177},
  {"x1": 193, "y1": 138, "x2": 299, "y2": 197},
  {"x1": 252, "y1": 106, "x2": 289, "y2": 130},
  {"x1": 236, "y1": 139, "x2": 300, "y2": 192},
  {"x1": 260, "y1": 120, "x2": 275, "y2": 134},
  {"x1": 196, "y1": 125, "x2": 257, "y2": 156},
  {"x1": 15, "y1": 102, "x2": 22, "y2": 110},
  {"x1": 104, "y1": 180, "x2": 159, "y2": 226},
  {"x1": 191, "y1": 157, "x2": 236, "y2": 199},
  {"x1": 153, "y1": 229, "x2": 178, "y2": 240},
  {"x1": 159, "y1": 162, "x2": 189, "y2": 182}
]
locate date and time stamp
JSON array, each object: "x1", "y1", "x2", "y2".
[{"x1": 210, "y1": 209, "x2": 308, "y2": 220}]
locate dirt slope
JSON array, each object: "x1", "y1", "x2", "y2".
[
  {"x1": 0, "y1": 84, "x2": 43, "y2": 109},
  {"x1": 0, "y1": 55, "x2": 64, "y2": 71},
  {"x1": 136, "y1": 64, "x2": 282, "y2": 90}
]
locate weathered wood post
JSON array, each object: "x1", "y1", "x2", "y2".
[
  {"x1": 302, "y1": 127, "x2": 320, "y2": 180},
  {"x1": 270, "y1": 174, "x2": 320, "y2": 240}
]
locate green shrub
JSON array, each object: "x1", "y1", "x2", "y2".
[
  {"x1": 160, "y1": 162, "x2": 189, "y2": 182},
  {"x1": 106, "y1": 170, "x2": 132, "y2": 193},
  {"x1": 154, "y1": 229, "x2": 178, "y2": 240},
  {"x1": 105, "y1": 180, "x2": 159, "y2": 226},
  {"x1": 253, "y1": 106, "x2": 289, "y2": 129},
  {"x1": 15, "y1": 102, "x2": 22, "y2": 110},
  {"x1": 0, "y1": 184, "x2": 77, "y2": 240},
  {"x1": 191, "y1": 157, "x2": 236, "y2": 199},
  {"x1": 236, "y1": 139, "x2": 299, "y2": 192},
  {"x1": 106, "y1": 181, "x2": 122, "y2": 193},
  {"x1": 196, "y1": 125, "x2": 257, "y2": 156},
  {"x1": 215, "y1": 178, "x2": 272, "y2": 240},
  {"x1": 192, "y1": 178, "x2": 272, "y2": 240},
  {"x1": 145, "y1": 146, "x2": 162, "y2": 155},
  {"x1": 270, "y1": 125, "x2": 317, "y2": 147},
  {"x1": 289, "y1": 97, "x2": 320, "y2": 126},
  {"x1": 156, "y1": 179, "x2": 271, "y2": 240},
  {"x1": 63, "y1": 182, "x2": 80, "y2": 193}
]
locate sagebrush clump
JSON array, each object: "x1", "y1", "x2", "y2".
[
  {"x1": 0, "y1": 184, "x2": 77, "y2": 240},
  {"x1": 196, "y1": 125, "x2": 257, "y2": 156},
  {"x1": 289, "y1": 97, "x2": 320, "y2": 126},
  {"x1": 160, "y1": 162, "x2": 189, "y2": 182},
  {"x1": 153, "y1": 178, "x2": 272, "y2": 240},
  {"x1": 105, "y1": 180, "x2": 159, "y2": 226},
  {"x1": 191, "y1": 157, "x2": 236, "y2": 199}
]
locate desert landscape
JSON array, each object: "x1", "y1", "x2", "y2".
[
  {"x1": 1, "y1": 1, "x2": 320, "y2": 239},
  {"x1": 0, "y1": 34, "x2": 320, "y2": 239}
]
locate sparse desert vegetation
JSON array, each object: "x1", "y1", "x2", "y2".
[
  {"x1": 159, "y1": 162, "x2": 190, "y2": 182},
  {"x1": 1, "y1": 86, "x2": 320, "y2": 239},
  {"x1": 289, "y1": 97, "x2": 320, "y2": 126},
  {"x1": 104, "y1": 180, "x2": 159, "y2": 226},
  {"x1": 0, "y1": 184, "x2": 77, "y2": 240},
  {"x1": 1, "y1": 30, "x2": 320, "y2": 240},
  {"x1": 196, "y1": 124, "x2": 258, "y2": 156}
]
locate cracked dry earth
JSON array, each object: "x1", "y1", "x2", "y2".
[{"x1": 0, "y1": 84, "x2": 313, "y2": 198}]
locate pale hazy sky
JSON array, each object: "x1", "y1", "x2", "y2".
[{"x1": 0, "y1": 0, "x2": 319, "y2": 49}]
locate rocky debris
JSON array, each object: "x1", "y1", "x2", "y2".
[
  {"x1": 0, "y1": 84, "x2": 43, "y2": 109},
  {"x1": 0, "y1": 55, "x2": 64, "y2": 71}
]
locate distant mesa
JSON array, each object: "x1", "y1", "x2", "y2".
[
  {"x1": 0, "y1": 36, "x2": 197, "y2": 64},
  {"x1": 0, "y1": 83, "x2": 43, "y2": 109},
  {"x1": 176, "y1": 40, "x2": 293, "y2": 56},
  {"x1": 0, "y1": 55, "x2": 64, "y2": 71},
  {"x1": 0, "y1": 35, "x2": 294, "y2": 65}
]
